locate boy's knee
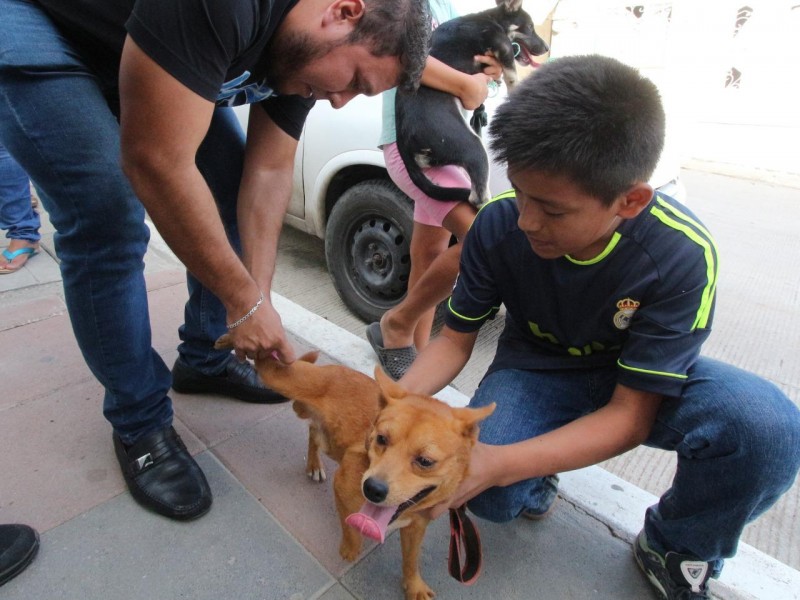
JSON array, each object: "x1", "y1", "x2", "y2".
[
  {"x1": 466, "y1": 476, "x2": 558, "y2": 523},
  {"x1": 722, "y1": 388, "x2": 800, "y2": 487},
  {"x1": 466, "y1": 490, "x2": 517, "y2": 523}
]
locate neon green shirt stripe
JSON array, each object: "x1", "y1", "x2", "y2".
[
  {"x1": 566, "y1": 232, "x2": 622, "y2": 265},
  {"x1": 447, "y1": 297, "x2": 498, "y2": 321},
  {"x1": 649, "y1": 205, "x2": 718, "y2": 329},
  {"x1": 617, "y1": 359, "x2": 688, "y2": 379},
  {"x1": 655, "y1": 195, "x2": 715, "y2": 240},
  {"x1": 653, "y1": 195, "x2": 720, "y2": 328}
]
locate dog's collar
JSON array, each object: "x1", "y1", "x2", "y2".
[
  {"x1": 448, "y1": 505, "x2": 483, "y2": 585},
  {"x1": 389, "y1": 485, "x2": 436, "y2": 525}
]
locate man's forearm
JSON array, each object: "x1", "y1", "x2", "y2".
[
  {"x1": 237, "y1": 164, "x2": 293, "y2": 291},
  {"x1": 118, "y1": 36, "x2": 260, "y2": 319},
  {"x1": 236, "y1": 102, "x2": 299, "y2": 292},
  {"x1": 125, "y1": 158, "x2": 260, "y2": 317}
]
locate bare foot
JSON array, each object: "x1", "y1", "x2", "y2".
[{"x1": 379, "y1": 310, "x2": 416, "y2": 349}]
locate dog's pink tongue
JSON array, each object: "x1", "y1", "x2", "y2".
[{"x1": 345, "y1": 502, "x2": 397, "y2": 543}]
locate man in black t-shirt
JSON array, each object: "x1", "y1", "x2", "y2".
[{"x1": 0, "y1": 0, "x2": 430, "y2": 521}]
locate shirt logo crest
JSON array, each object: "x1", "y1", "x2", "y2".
[{"x1": 613, "y1": 297, "x2": 640, "y2": 330}]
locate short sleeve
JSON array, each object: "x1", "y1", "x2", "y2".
[
  {"x1": 444, "y1": 208, "x2": 502, "y2": 332},
  {"x1": 259, "y1": 96, "x2": 315, "y2": 140}
]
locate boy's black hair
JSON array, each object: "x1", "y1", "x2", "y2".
[{"x1": 488, "y1": 54, "x2": 666, "y2": 205}]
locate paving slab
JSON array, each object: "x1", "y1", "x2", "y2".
[{"x1": 2, "y1": 453, "x2": 334, "y2": 600}]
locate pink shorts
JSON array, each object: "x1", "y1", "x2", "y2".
[{"x1": 383, "y1": 142, "x2": 470, "y2": 227}]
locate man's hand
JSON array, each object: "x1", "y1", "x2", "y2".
[{"x1": 227, "y1": 298, "x2": 297, "y2": 364}]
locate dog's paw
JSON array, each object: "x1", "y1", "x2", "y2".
[
  {"x1": 306, "y1": 453, "x2": 326, "y2": 482},
  {"x1": 339, "y1": 539, "x2": 362, "y2": 562},
  {"x1": 306, "y1": 466, "x2": 327, "y2": 482},
  {"x1": 468, "y1": 189, "x2": 491, "y2": 209},
  {"x1": 403, "y1": 578, "x2": 435, "y2": 600}
]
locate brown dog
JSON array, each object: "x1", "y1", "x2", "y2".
[{"x1": 216, "y1": 338, "x2": 494, "y2": 599}]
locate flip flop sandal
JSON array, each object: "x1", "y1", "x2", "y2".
[
  {"x1": 366, "y1": 322, "x2": 417, "y2": 381},
  {"x1": 0, "y1": 247, "x2": 38, "y2": 274}
]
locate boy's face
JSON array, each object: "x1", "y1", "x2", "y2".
[{"x1": 509, "y1": 168, "x2": 646, "y2": 261}]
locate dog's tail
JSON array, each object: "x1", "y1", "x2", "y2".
[
  {"x1": 399, "y1": 145, "x2": 470, "y2": 204},
  {"x1": 214, "y1": 334, "x2": 376, "y2": 408},
  {"x1": 253, "y1": 350, "x2": 326, "y2": 400},
  {"x1": 397, "y1": 138, "x2": 490, "y2": 207}
]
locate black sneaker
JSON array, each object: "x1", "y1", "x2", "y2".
[
  {"x1": 521, "y1": 474, "x2": 560, "y2": 520},
  {"x1": 171, "y1": 356, "x2": 288, "y2": 404},
  {"x1": 634, "y1": 530, "x2": 712, "y2": 600}
]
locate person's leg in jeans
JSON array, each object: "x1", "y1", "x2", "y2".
[
  {"x1": 0, "y1": 0, "x2": 210, "y2": 519},
  {"x1": 0, "y1": 141, "x2": 40, "y2": 272},
  {"x1": 178, "y1": 108, "x2": 244, "y2": 372},
  {"x1": 169, "y1": 106, "x2": 286, "y2": 403},
  {"x1": 467, "y1": 358, "x2": 800, "y2": 579},
  {"x1": 643, "y1": 357, "x2": 800, "y2": 572},
  {"x1": 466, "y1": 366, "x2": 618, "y2": 521},
  {"x1": 0, "y1": 0, "x2": 171, "y2": 442}
]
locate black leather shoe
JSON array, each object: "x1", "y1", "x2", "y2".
[
  {"x1": 0, "y1": 524, "x2": 39, "y2": 587},
  {"x1": 113, "y1": 426, "x2": 212, "y2": 521},
  {"x1": 171, "y1": 356, "x2": 288, "y2": 404}
]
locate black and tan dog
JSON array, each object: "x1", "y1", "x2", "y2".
[
  {"x1": 215, "y1": 336, "x2": 494, "y2": 600},
  {"x1": 395, "y1": 0, "x2": 549, "y2": 207}
]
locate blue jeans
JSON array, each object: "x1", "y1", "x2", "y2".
[
  {"x1": 0, "y1": 141, "x2": 40, "y2": 242},
  {"x1": 467, "y1": 357, "x2": 800, "y2": 570},
  {"x1": 0, "y1": 0, "x2": 244, "y2": 443}
]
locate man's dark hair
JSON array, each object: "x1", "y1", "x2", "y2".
[
  {"x1": 489, "y1": 55, "x2": 666, "y2": 205},
  {"x1": 347, "y1": 0, "x2": 431, "y2": 91}
]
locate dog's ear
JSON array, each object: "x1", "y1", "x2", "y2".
[
  {"x1": 299, "y1": 350, "x2": 320, "y2": 364},
  {"x1": 214, "y1": 333, "x2": 233, "y2": 349},
  {"x1": 364, "y1": 428, "x2": 373, "y2": 452},
  {"x1": 373, "y1": 367, "x2": 408, "y2": 404},
  {"x1": 496, "y1": 0, "x2": 522, "y2": 13},
  {"x1": 453, "y1": 403, "x2": 496, "y2": 437}
]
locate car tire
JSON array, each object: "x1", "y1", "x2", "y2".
[{"x1": 325, "y1": 179, "x2": 414, "y2": 323}]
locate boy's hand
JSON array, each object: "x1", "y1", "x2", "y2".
[{"x1": 428, "y1": 441, "x2": 499, "y2": 520}]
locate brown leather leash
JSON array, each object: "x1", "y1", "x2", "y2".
[{"x1": 448, "y1": 505, "x2": 483, "y2": 585}]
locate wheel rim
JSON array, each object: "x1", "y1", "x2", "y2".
[{"x1": 347, "y1": 214, "x2": 410, "y2": 306}]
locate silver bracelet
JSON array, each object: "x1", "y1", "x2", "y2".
[{"x1": 227, "y1": 291, "x2": 265, "y2": 330}]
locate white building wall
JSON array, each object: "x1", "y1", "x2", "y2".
[{"x1": 459, "y1": 0, "x2": 800, "y2": 184}]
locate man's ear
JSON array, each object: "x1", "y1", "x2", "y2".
[
  {"x1": 616, "y1": 182, "x2": 654, "y2": 219},
  {"x1": 323, "y1": 0, "x2": 366, "y2": 26}
]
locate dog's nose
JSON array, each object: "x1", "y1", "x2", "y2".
[{"x1": 363, "y1": 477, "x2": 389, "y2": 503}]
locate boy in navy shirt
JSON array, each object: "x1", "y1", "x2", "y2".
[{"x1": 400, "y1": 55, "x2": 800, "y2": 599}]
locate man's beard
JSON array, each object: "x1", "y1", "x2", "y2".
[{"x1": 259, "y1": 29, "x2": 337, "y2": 93}]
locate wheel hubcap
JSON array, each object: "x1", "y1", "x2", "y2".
[{"x1": 350, "y1": 217, "x2": 409, "y2": 301}]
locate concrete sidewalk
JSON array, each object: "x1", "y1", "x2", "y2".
[{"x1": 1, "y1": 224, "x2": 798, "y2": 599}]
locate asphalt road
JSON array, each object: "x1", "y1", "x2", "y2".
[{"x1": 271, "y1": 167, "x2": 800, "y2": 570}]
